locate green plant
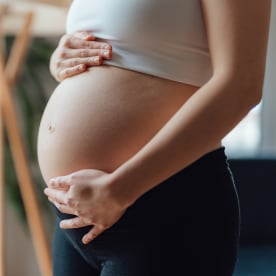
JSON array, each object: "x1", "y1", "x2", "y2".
[{"x1": 4, "y1": 36, "x2": 56, "y2": 223}]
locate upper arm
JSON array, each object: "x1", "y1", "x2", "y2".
[{"x1": 201, "y1": 0, "x2": 271, "y2": 88}]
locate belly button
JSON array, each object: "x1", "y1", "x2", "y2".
[{"x1": 48, "y1": 124, "x2": 55, "y2": 134}]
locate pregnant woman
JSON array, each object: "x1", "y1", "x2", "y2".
[{"x1": 38, "y1": 1, "x2": 271, "y2": 275}]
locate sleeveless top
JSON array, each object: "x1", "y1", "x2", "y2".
[{"x1": 66, "y1": 0, "x2": 213, "y2": 86}]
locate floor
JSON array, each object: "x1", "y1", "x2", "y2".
[{"x1": 233, "y1": 245, "x2": 276, "y2": 276}]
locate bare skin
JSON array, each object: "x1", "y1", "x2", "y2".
[
  {"x1": 42, "y1": 0, "x2": 271, "y2": 244},
  {"x1": 49, "y1": 31, "x2": 112, "y2": 82},
  {"x1": 39, "y1": 34, "x2": 199, "y2": 243}
]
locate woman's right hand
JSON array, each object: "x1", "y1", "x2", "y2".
[{"x1": 50, "y1": 31, "x2": 112, "y2": 82}]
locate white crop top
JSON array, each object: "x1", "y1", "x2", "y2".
[{"x1": 66, "y1": 0, "x2": 213, "y2": 86}]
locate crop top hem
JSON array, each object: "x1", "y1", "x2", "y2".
[
  {"x1": 103, "y1": 62, "x2": 209, "y2": 87},
  {"x1": 103, "y1": 45, "x2": 213, "y2": 87}
]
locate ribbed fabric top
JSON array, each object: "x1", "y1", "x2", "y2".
[{"x1": 66, "y1": 0, "x2": 213, "y2": 86}]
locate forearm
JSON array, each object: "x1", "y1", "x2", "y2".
[{"x1": 111, "y1": 74, "x2": 262, "y2": 206}]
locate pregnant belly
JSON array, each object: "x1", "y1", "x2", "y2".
[{"x1": 37, "y1": 66, "x2": 196, "y2": 184}]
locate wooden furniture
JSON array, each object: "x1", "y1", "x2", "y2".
[
  {"x1": 31, "y1": 0, "x2": 71, "y2": 7},
  {"x1": 0, "y1": 7, "x2": 52, "y2": 276}
]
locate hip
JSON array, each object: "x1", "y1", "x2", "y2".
[
  {"x1": 54, "y1": 146, "x2": 240, "y2": 231},
  {"x1": 53, "y1": 147, "x2": 240, "y2": 275}
]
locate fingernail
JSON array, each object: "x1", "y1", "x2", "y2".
[
  {"x1": 82, "y1": 237, "x2": 89, "y2": 244},
  {"x1": 103, "y1": 44, "x2": 111, "y2": 50},
  {"x1": 85, "y1": 32, "x2": 95, "y2": 39},
  {"x1": 80, "y1": 31, "x2": 92, "y2": 39},
  {"x1": 103, "y1": 51, "x2": 110, "y2": 58},
  {"x1": 91, "y1": 56, "x2": 100, "y2": 64},
  {"x1": 78, "y1": 64, "x2": 85, "y2": 70}
]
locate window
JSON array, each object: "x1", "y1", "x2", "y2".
[
  {"x1": 223, "y1": 5, "x2": 276, "y2": 158},
  {"x1": 223, "y1": 104, "x2": 262, "y2": 157}
]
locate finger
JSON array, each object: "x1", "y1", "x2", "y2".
[
  {"x1": 57, "y1": 64, "x2": 87, "y2": 81},
  {"x1": 82, "y1": 225, "x2": 106, "y2": 244},
  {"x1": 63, "y1": 49, "x2": 111, "y2": 60},
  {"x1": 73, "y1": 30, "x2": 95, "y2": 41},
  {"x1": 49, "y1": 177, "x2": 71, "y2": 190},
  {"x1": 51, "y1": 172, "x2": 79, "y2": 186},
  {"x1": 53, "y1": 202, "x2": 76, "y2": 215},
  {"x1": 69, "y1": 37, "x2": 111, "y2": 50},
  {"x1": 44, "y1": 188, "x2": 68, "y2": 205},
  {"x1": 60, "y1": 217, "x2": 91, "y2": 229},
  {"x1": 63, "y1": 56, "x2": 103, "y2": 67}
]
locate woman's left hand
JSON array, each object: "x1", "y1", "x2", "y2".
[{"x1": 44, "y1": 169, "x2": 127, "y2": 244}]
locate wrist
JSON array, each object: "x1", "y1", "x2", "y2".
[{"x1": 108, "y1": 168, "x2": 143, "y2": 209}]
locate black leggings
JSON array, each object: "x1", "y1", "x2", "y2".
[{"x1": 53, "y1": 147, "x2": 240, "y2": 276}]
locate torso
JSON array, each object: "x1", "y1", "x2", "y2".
[
  {"x1": 37, "y1": 67, "x2": 198, "y2": 183},
  {"x1": 37, "y1": 0, "x2": 215, "y2": 184}
]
